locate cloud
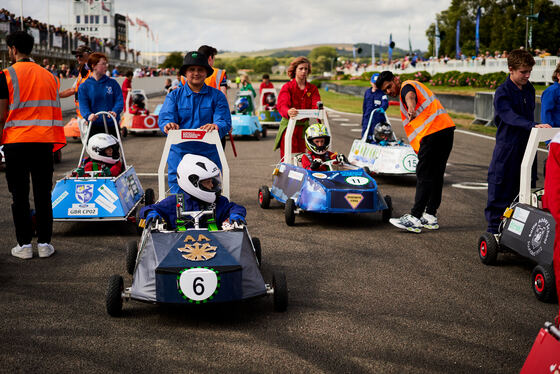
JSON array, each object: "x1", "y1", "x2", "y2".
[{"x1": 4, "y1": 0, "x2": 450, "y2": 53}]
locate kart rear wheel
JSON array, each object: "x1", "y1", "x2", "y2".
[
  {"x1": 144, "y1": 188, "x2": 155, "y2": 206},
  {"x1": 272, "y1": 272, "x2": 288, "y2": 312},
  {"x1": 258, "y1": 186, "x2": 271, "y2": 209},
  {"x1": 382, "y1": 195, "x2": 392, "y2": 223},
  {"x1": 531, "y1": 264, "x2": 557, "y2": 303},
  {"x1": 478, "y1": 232, "x2": 498, "y2": 265},
  {"x1": 262, "y1": 127, "x2": 267, "y2": 138},
  {"x1": 254, "y1": 130, "x2": 261, "y2": 140},
  {"x1": 106, "y1": 274, "x2": 124, "y2": 317},
  {"x1": 285, "y1": 199, "x2": 296, "y2": 226},
  {"x1": 125, "y1": 240, "x2": 138, "y2": 275},
  {"x1": 121, "y1": 127, "x2": 128, "y2": 138},
  {"x1": 252, "y1": 237, "x2": 262, "y2": 265}
]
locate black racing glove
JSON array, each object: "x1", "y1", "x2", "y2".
[{"x1": 310, "y1": 159, "x2": 322, "y2": 169}]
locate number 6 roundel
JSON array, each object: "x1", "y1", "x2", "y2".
[{"x1": 178, "y1": 268, "x2": 219, "y2": 302}]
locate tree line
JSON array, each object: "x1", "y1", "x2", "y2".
[{"x1": 425, "y1": 0, "x2": 560, "y2": 58}]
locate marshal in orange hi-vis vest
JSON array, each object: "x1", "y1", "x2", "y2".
[
  {"x1": 205, "y1": 68, "x2": 225, "y2": 89},
  {"x1": 74, "y1": 69, "x2": 90, "y2": 118},
  {"x1": 399, "y1": 80, "x2": 455, "y2": 153},
  {"x1": 2, "y1": 61, "x2": 66, "y2": 151}
]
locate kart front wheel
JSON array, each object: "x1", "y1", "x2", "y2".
[
  {"x1": 144, "y1": 188, "x2": 155, "y2": 206},
  {"x1": 262, "y1": 127, "x2": 267, "y2": 138},
  {"x1": 478, "y1": 232, "x2": 498, "y2": 266},
  {"x1": 125, "y1": 240, "x2": 138, "y2": 275},
  {"x1": 106, "y1": 274, "x2": 124, "y2": 317},
  {"x1": 285, "y1": 199, "x2": 296, "y2": 226},
  {"x1": 121, "y1": 127, "x2": 128, "y2": 138},
  {"x1": 254, "y1": 130, "x2": 261, "y2": 140},
  {"x1": 273, "y1": 272, "x2": 288, "y2": 312},
  {"x1": 258, "y1": 186, "x2": 271, "y2": 209},
  {"x1": 382, "y1": 195, "x2": 392, "y2": 223},
  {"x1": 252, "y1": 237, "x2": 262, "y2": 265},
  {"x1": 531, "y1": 264, "x2": 557, "y2": 303}
]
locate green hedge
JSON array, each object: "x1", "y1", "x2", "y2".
[{"x1": 428, "y1": 70, "x2": 506, "y2": 89}]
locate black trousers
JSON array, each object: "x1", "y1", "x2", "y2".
[
  {"x1": 411, "y1": 127, "x2": 455, "y2": 218},
  {"x1": 4, "y1": 143, "x2": 54, "y2": 245}
]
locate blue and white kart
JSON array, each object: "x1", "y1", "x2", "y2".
[
  {"x1": 348, "y1": 109, "x2": 418, "y2": 175},
  {"x1": 51, "y1": 112, "x2": 153, "y2": 223},
  {"x1": 258, "y1": 108, "x2": 393, "y2": 226},
  {"x1": 258, "y1": 87, "x2": 282, "y2": 128},
  {"x1": 231, "y1": 90, "x2": 266, "y2": 139},
  {"x1": 105, "y1": 129, "x2": 288, "y2": 316}
]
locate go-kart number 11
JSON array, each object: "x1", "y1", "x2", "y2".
[{"x1": 179, "y1": 268, "x2": 218, "y2": 301}]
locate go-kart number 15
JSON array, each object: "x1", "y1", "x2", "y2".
[{"x1": 179, "y1": 268, "x2": 218, "y2": 301}]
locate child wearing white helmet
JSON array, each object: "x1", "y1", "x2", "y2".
[
  {"x1": 140, "y1": 154, "x2": 246, "y2": 230},
  {"x1": 301, "y1": 123, "x2": 347, "y2": 171},
  {"x1": 84, "y1": 133, "x2": 123, "y2": 176}
]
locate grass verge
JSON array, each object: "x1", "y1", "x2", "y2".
[{"x1": 319, "y1": 88, "x2": 498, "y2": 137}]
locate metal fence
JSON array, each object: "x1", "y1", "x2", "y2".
[
  {"x1": 473, "y1": 92, "x2": 542, "y2": 126},
  {"x1": 346, "y1": 56, "x2": 559, "y2": 84}
]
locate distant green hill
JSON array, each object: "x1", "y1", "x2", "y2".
[{"x1": 218, "y1": 43, "x2": 423, "y2": 59}]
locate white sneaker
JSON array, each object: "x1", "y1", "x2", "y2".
[
  {"x1": 389, "y1": 214, "x2": 422, "y2": 233},
  {"x1": 38, "y1": 243, "x2": 55, "y2": 258},
  {"x1": 11, "y1": 244, "x2": 33, "y2": 259},
  {"x1": 420, "y1": 213, "x2": 439, "y2": 230}
]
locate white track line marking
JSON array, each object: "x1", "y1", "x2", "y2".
[
  {"x1": 333, "y1": 118, "x2": 350, "y2": 122},
  {"x1": 339, "y1": 123, "x2": 359, "y2": 127},
  {"x1": 350, "y1": 129, "x2": 362, "y2": 132}
]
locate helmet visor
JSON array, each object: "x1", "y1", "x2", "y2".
[{"x1": 199, "y1": 175, "x2": 222, "y2": 193}]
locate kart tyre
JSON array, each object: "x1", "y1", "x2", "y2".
[
  {"x1": 382, "y1": 195, "x2": 392, "y2": 223},
  {"x1": 272, "y1": 271, "x2": 288, "y2": 312},
  {"x1": 133, "y1": 208, "x2": 143, "y2": 235},
  {"x1": 531, "y1": 264, "x2": 557, "y2": 303},
  {"x1": 144, "y1": 188, "x2": 155, "y2": 206},
  {"x1": 106, "y1": 274, "x2": 124, "y2": 317},
  {"x1": 252, "y1": 237, "x2": 262, "y2": 265},
  {"x1": 285, "y1": 199, "x2": 296, "y2": 226},
  {"x1": 254, "y1": 130, "x2": 261, "y2": 140},
  {"x1": 262, "y1": 127, "x2": 267, "y2": 138},
  {"x1": 125, "y1": 240, "x2": 138, "y2": 275},
  {"x1": 53, "y1": 149, "x2": 62, "y2": 164},
  {"x1": 121, "y1": 127, "x2": 128, "y2": 138},
  {"x1": 478, "y1": 232, "x2": 498, "y2": 266},
  {"x1": 258, "y1": 186, "x2": 271, "y2": 209}
]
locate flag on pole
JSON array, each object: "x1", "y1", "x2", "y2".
[
  {"x1": 371, "y1": 43, "x2": 375, "y2": 65},
  {"x1": 126, "y1": 14, "x2": 135, "y2": 26},
  {"x1": 455, "y1": 20, "x2": 461, "y2": 59},
  {"x1": 408, "y1": 24, "x2": 412, "y2": 54},
  {"x1": 101, "y1": 1, "x2": 110, "y2": 12},
  {"x1": 388, "y1": 33, "x2": 393, "y2": 63},
  {"x1": 435, "y1": 22, "x2": 440, "y2": 58},
  {"x1": 475, "y1": 7, "x2": 481, "y2": 56},
  {"x1": 136, "y1": 17, "x2": 149, "y2": 31}
]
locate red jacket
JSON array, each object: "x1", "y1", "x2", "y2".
[
  {"x1": 277, "y1": 80, "x2": 321, "y2": 119},
  {"x1": 84, "y1": 160, "x2": 123, "y2": 177},
  {"x1": 301, "y1": 150, "x2": 337, "y2": 171},
  {"x1": 542, "y1": 134, "x2": 560, "y2": 310}
]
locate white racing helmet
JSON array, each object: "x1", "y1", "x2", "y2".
[
  {"x1": 86, "y1": 133, "x2": 120, "y2": 164},
  {"x1": 177, "y1": 154, "x2": 222, "y2": 203}
]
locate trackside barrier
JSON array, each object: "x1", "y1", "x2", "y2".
[{"x1": 473, "y1": 93, "x2": 542, "y2": 126}]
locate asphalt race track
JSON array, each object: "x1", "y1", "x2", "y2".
[{"x1": 0, "y1": 87, "x2": 557, "y2": 373}]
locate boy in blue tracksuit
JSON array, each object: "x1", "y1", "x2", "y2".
[
  {"x1": 140, "y1": 154, "x2": 246, "y2": 230},
  {"x1": 78, "y1": 55, "x2": 123, "y2": 139},
  {"x1": 158, "y1": 51, "x2": 231, "y2": 193},
  {"x1": 540, "y1": 63, "x2": 560, "y2": 128},
  {"x1": 361, "y1": 73, "x2": 388, "y2": 143},
  {"x1": 485, "y1": 50, "x2": 551, "y2": 235}
]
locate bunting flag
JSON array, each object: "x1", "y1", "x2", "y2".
[
  {"x1": 455, "y1": 20, "x2": 461, "y2": 59},
  {"x1": 388, "y1": 33, "x2": 393, "y2": 63},
  {"x1": 126, "y1": 15, "x2": 135, "y2": 26},
  {"x1": 101, "y1": 1, "x2": 110, "y2": 12},
  {"x1": 435, "y1": 22, "x2": 440, "y2": 58},
  {"x1": 136, "y1": 17, "x2": 149, "y2": 31},
  {"x1": 408, "y1": 24, "x2": 412, "y2": 54},
  {"x1": 475, "y1": 7, "x2": 481, "y2": 56}
]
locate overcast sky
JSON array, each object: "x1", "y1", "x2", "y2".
[{"x1": 4, "y1": 0, "x2": 450, "y2": 53}]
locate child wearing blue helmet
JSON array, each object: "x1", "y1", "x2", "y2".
[{"x1": 361, "y1": 73, "x2": 389, "y2": 143}]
